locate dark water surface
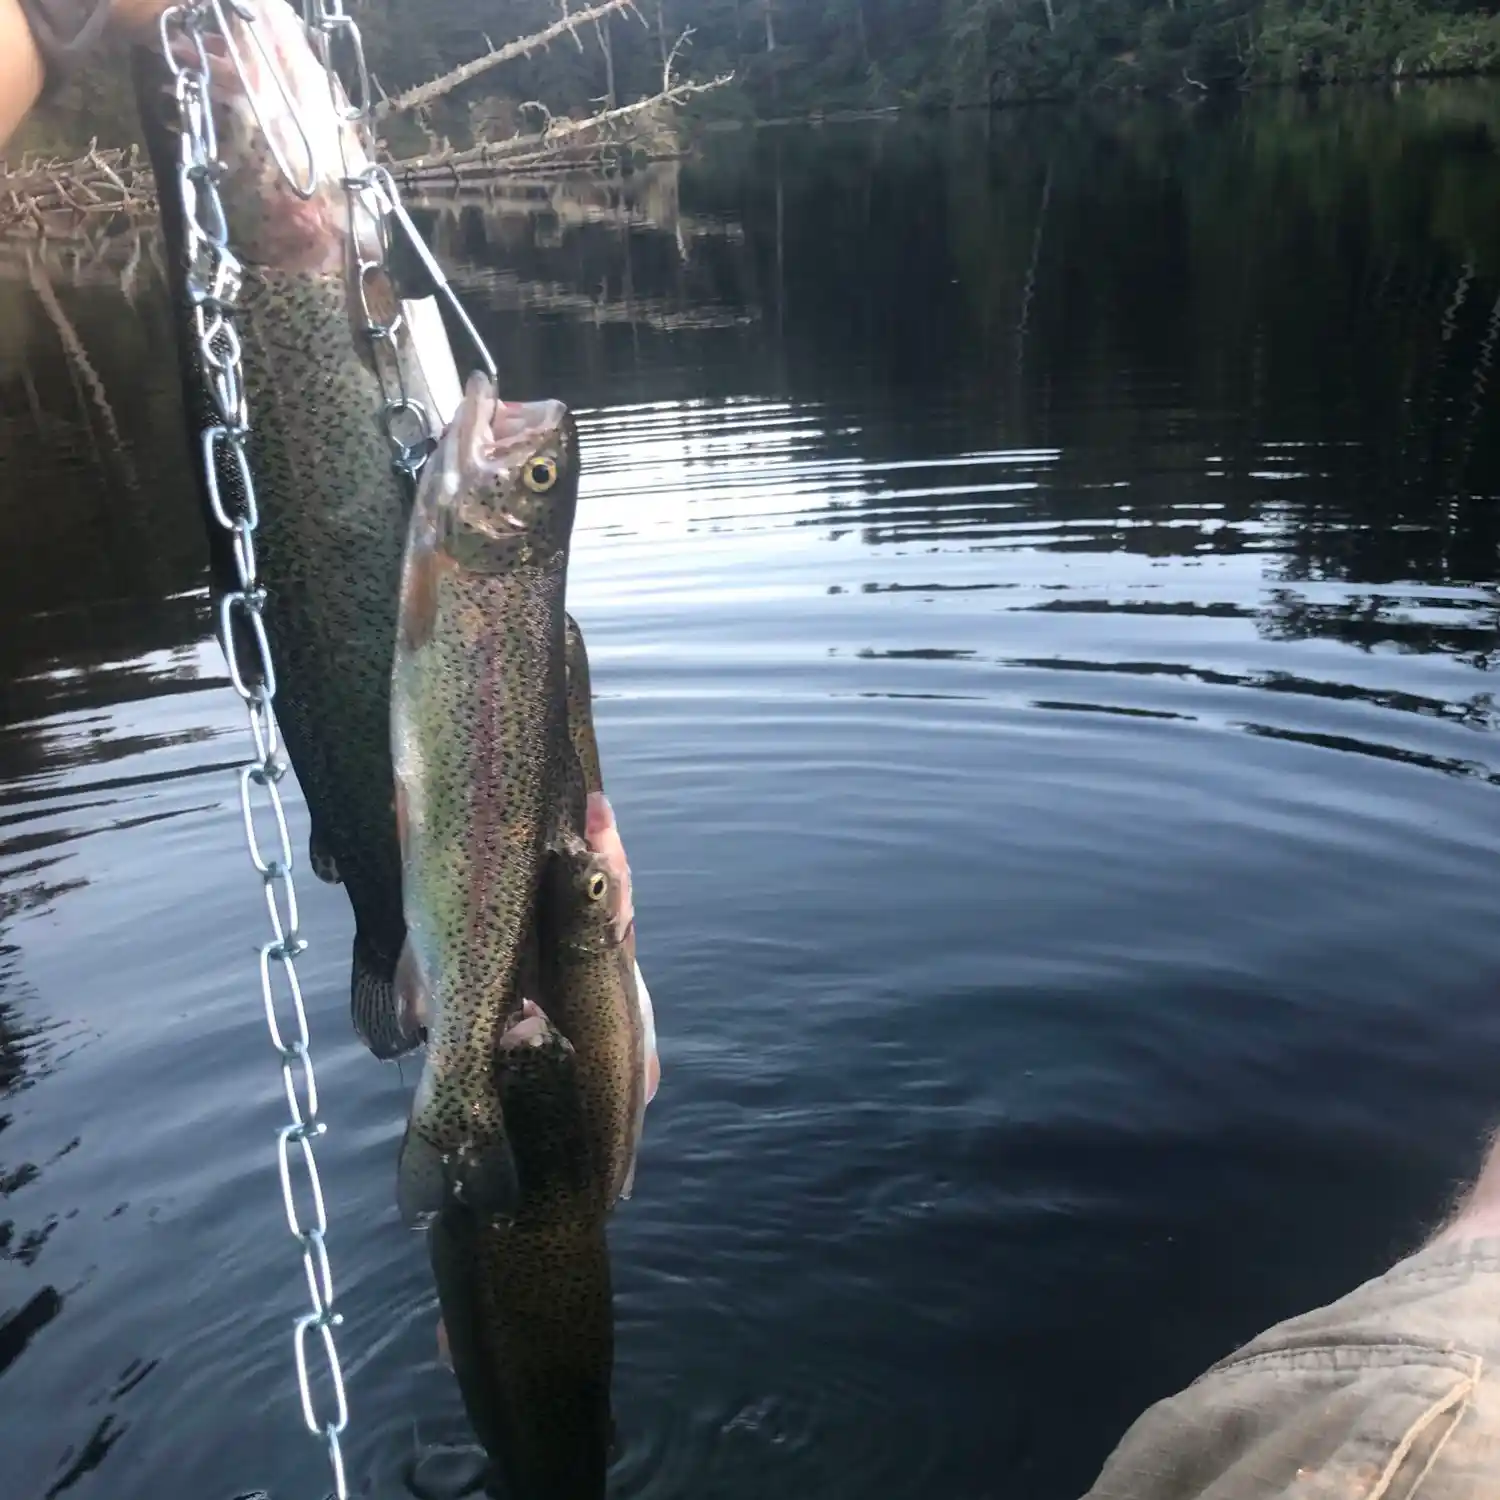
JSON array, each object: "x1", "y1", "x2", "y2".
[{"x1": 6, "y1": 87, "x2": 1500, "y2": 1500}]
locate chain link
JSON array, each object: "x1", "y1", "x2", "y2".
[
  {"x1": 158, "y1": 4, "x2": 349, "y2": 1494},
  {"x1": 162, "y1": 3, "x2": 498, "y2": 1493},
  {"x1": 300, "y1": 0, "x2": 495, "y2": 480}
]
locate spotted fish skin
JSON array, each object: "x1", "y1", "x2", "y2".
[
  {"x1": 428, "y1": 1013, "x2": 612, "y2": 1500},
  {"x1": 132, "y1": 1, "x2": 453, "y2": 1064},
  {"x1": 392, "y1": 372, "x2": 581, "y2": 1226},
  {"x1": 527, "y1": 619, "x2": 653, "y2": 1208},
  {"x1": 557, "y1": 618, "x2": 661, "y2": 1196},
  {"x1": 535, "y1": 837, "x2": 641, "y2": 1207},
  {"x1": 563, "y1": 614, "x2": 604, "y2": 795}
]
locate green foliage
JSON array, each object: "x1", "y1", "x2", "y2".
[
  {"x1": 1254, "y1": 0, "x2": 1500, "y2": 84},
  {"x1": 12, "y1": 0, "x2": 1500, "y2": 155}
]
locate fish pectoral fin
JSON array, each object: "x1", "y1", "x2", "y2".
[
  {"x1": 397, "y1": 1128, "x2": 450, "y2": 1227},
  {"x1": 396, "y1": 1124, "x2": 521, "y2": 1229},
  {"x1": 395, "y1": 938, "x2": 430, "y2": 1036},
  {"x1": 636, "y1": 957, "x2": 660, "y2": 1107},
  {"x1": 611, "y1": 956, "x2": 659, "y2": 1206},
  {"x1": 453, "y1": 1137, "x2": 521, "y2": 1223},
  {"x1": 308, "y1": 824, "x2": 341, "y2": 884}
]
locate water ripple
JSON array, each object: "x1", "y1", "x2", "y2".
[{"x1": 7, "y1": 102, "x2": 1500, "y2": 1500}]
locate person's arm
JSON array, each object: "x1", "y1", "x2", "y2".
[
  {"x1": 0, "y1": 0, "x2": 47, "y2": 151},
  {"x1": 0, "y1": 0, "x2": 174, "y2": 153}
]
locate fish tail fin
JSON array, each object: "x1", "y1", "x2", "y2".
[
  {"x1": 397, "y1": 1109, "x2": 520, "y2": 1228},
  {"x1": 350, "y1": 931, "x2": 424, "y2": 1061}
]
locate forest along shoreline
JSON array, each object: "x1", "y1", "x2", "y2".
[
  {"x1": 9, "y1": 1, "x2": 1500, "y2": 166},
  {"x1": 7, "y1": 3, "x2": 1500, "y2": 356}
]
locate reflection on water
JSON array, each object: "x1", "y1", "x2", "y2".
[
  {"x1": 0, "y1": 863, "x2": 77, "y2": 1434},
  {"x1": 3, "y1": 86, "x2": 1500, "y2": 1500}
]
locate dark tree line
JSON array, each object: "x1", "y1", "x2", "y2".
[
  {"x1": 13, "y1": 0, "x2": 1500, "y2": 156},
  {"x1": 355, "y1": 0, "x2": 1500, "y2": 121}
]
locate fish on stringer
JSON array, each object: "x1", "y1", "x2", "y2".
[
  {"x1": 429, "y1": 1007, "x2": 615, "y2": 1500},
  {"x1": 391, "y1": 390, "x2": 667, "y2": 1498},
  {"x1": 390, "y1": 371, "x2": 582, "y2": 1227},
  {"x1": 132, "y1": 0, "x2": 460, "y2": 1066},
  {"x1": 415, "y1": 618, "x2": 664, "y2": 1500},
  {"x1": 547, "y1": 617, "x2": 661, "y2": 1205}
]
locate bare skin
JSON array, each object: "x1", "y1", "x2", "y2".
[
  {"x1": 0, "y1": 0, "x2": 178, "y2": 150},
  {"x1": 0, "y1": 0, "x2": 45, "y2": 147},
  {"x1": 1429, "y1": 1129, "x2": 1500, "y2": 1246}
]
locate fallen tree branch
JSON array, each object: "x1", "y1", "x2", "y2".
[
  {"x1": 510, "y1": 70, "x2": 730, "y2": 148},
  {"x1": 662, "y1": 25, "x2": 696, "y2": 92},
  {"x1": 1, "y1": 49, "x2": 731, "y2": 230},
  {"x1": 394, "y1": 71, "x2": 732, "y2": 178},
  {"x1": 0, "y1": 145, "x2": 154, "y2": 236},
  {"x1": 374, "y1": 0, "x2": 637, "y2": 120}
]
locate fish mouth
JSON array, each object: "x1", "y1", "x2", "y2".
[
  {"x1": 197, "y1": 12, "x2": 328, "y2": 166},
  {"x1": 444, "y1": 373, "x2": 569, "y2": 538},
  {"x1": 456, "y1": 372, "x2": 565, "y2": 466},
  {"x1": 157, "y1": 2, "x2": 368, "y2": 272}
]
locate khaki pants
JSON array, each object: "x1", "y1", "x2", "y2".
[{"x1": 1086, "y1": 1238, "x2": 1500, "y2": 1499}]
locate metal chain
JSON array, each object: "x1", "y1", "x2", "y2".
[
  {"x1": 302, "y1": 0, "x2": 496, "y2": 480},
  {"x1": 160, "y1": 3, "x2": 497, "y2": 1494},
  {"x1": 158, "y1": 5, "x2": 349, "y2": 1496}
]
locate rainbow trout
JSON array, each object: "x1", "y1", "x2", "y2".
[
  {"x1": 392, "y1": 372, "x2": 582, "y2": 1225},
  {"x1": 548, "y1": 619, "x2": 660, "y2": 1205},
  {"x1": 133, "y1": 0, "x2": 442, "y2": 1061},
  {"x1": 429, "y1": 1008, "x2": 613, "y2": 1500}
]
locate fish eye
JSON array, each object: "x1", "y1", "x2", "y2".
[
  {"x1": 586, "y1": 871, "x2": 608, "y2": 902},
  {"x1": 523, "y1": 456, "x2": 559, "y2": 493}
]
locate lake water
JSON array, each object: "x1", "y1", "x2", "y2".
[{"x1": 5, "y1": 86, "x2": 1500, "y2": 1500}]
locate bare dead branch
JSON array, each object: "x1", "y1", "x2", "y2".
[
  {"x1": 0, "y1": 146, "x2": 155, "y2": 236},
  {"x1": 374, "y1": 0, "x2": 635, "y2": 120},
  {"x1": 394, "y1": 71, "x2": 730, "y2": 178},
  {"x1": 663, "y1": 26, "x2": 696, "y2": 91},
  {"x1": 87, "y1": 146, "x2": 128, "y2": 196},
  {"x1": 0, "y1": 42, "x2": 731, "y2": 232},
  {"x1": 497, "y1": 72, "x2": 730, "y2": 153}
]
